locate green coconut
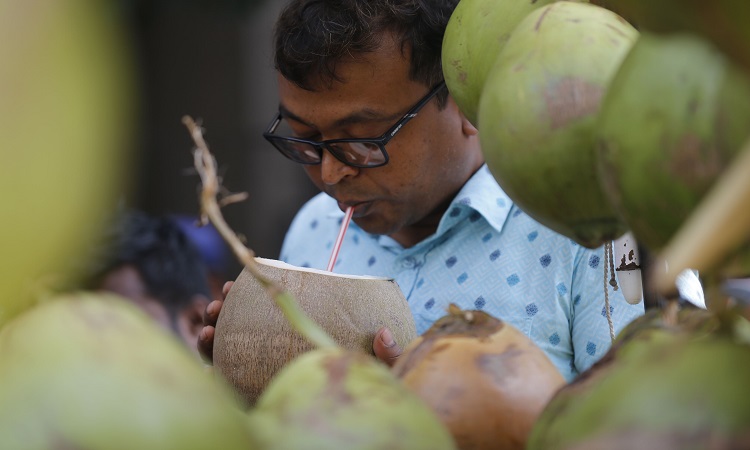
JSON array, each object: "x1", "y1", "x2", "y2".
[
  {"x1": 0, "y1": 0, "x2": 134, "y2": 327},
  {"x1": 606, "y1": 1, "x2": 750, "y2": 75},
  {"x1": 247, "y1": 346, "x2": 457, "y2": 450},
  {"x1": 527, "y1": 307, "x2": 750, "y2": 449},
  {"x1": 441, "y1": 0, "x2": 589, "y2": 125},
  {"x1": 478, "y1": 1, "x2": 638, "y2": 248},
  {"x1": 0, "y1": 292, "x2": 257, "y2": 450},
  {"x1": 596, "y1": 33, "x2": 750, "y2": 256}
]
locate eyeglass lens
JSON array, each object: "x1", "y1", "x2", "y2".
[{"x1": 269, "y1": 118, "x2": 387, "y2": 167}]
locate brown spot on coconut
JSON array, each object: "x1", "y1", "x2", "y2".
[
  {"x1": 213, "y1": 257, "x2": 418, "y2": 407},
  {"x1": 543, "y1": 77, "x2": 603, "y2": 130},
  {"x1": 391, "y1": 304, "x2": 566, "y2": 450}
]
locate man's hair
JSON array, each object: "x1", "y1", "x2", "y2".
[
  {"x1": 86, "y1": 211, "x2": 212, "y2": 316},
  {"x1": 273, "y1": 0, "x2": 457, "y2": 105}
]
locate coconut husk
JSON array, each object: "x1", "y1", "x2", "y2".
[{"x1": 214, "y1": 257, "x2": 418, "y2": 407}]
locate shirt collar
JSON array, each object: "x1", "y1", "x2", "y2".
[
  {"x1": 327, "y1": 164, "x2": 514, "y2": 249},
  {"x1": 435, "y1": 164, "x2": 513, "y2": 234}
]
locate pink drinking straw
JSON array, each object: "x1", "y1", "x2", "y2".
[{"x1": 326, "y1": 206, "x2": 354, "y2": 271}]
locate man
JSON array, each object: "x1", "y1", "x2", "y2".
[
  {"x1": 86, "y1": 210, "x2": 212, "y2": 358},
  {"x1": 200, "y1": 0, "x2": 645, "y2": 381}
]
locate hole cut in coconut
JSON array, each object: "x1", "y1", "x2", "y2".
[
  {"x1": 255, "y1": 257, "x2": 390, "y2": 279},
  {"x1": 213, "y1": 257, "x2": 418, "y2": 407}
]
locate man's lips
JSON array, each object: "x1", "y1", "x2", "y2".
[{"x1": 338, "y1": 200, "x2": 371, "y2": 217}]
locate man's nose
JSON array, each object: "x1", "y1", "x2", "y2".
[{"x1": 320, "y1": 150, "x2": 358, "y2": 185}]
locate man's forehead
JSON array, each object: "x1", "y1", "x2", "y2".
[{"x1": 276, "y1": 71, "x2": 408, "y2": 126}]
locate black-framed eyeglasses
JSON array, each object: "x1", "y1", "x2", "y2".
[{"x1": 263, "y1": 81, "x2": 447, "y2": 168}]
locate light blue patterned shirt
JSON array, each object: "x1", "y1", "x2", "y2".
[{"x1": 280, "y1": 165, "x2": 645, "y2": 381}]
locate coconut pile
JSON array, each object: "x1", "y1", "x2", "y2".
[
  {"x1": 3, "y1": 1, "x2": 750, "y2": 449},
  {"x1": 443, "y1": 0, "x2": 750, "y2": 448}
]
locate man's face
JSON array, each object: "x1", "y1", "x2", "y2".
[{"x1": 276, "y1": 35, "x2": 483, "y2": 247}]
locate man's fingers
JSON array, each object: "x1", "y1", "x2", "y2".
[
  {"x1": 203, "y1": 299, "x2": 223, "y2": 327},
  {"x1": 197, "y1": 325, "x2": 215, "y2": 365},
  {"x1": 221, "y1": 281, "x2": 234, "y2": 298},
  {"x1": 373, "y1": 327, "x2": 403, "y2": 367}
]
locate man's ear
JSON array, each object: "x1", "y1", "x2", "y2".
[
  {"x1": 461, "y1": 112, "x2": 479, "y2": 137},
  {"x1": 176, "y1": 294, "x2": 211, "y2": 357},
  {"x1": 447, "y1": 94, "x2": 479, "y2": 137}
]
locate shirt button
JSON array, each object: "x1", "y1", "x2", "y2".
[{"x1": 402, "y1": 256, "x2": 417, "y2": 269}]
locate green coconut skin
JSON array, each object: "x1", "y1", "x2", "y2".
[
  {"x1": 0, "y1": 0, "x2": 134, "y2": 327},
  {"x1": 441, "y1": 0, "x2": 590, "y2": 125},
  {"x1": 478, "y1": 2, "x2": 638, "y2": 248},
  {"x1": 604, "y1": 1, "x2": 750, "y2": 76},
  {"x1": 247, "y1": 347, "x2": 457, "y2": 450},
  {"x1": 0, "y1": 293, "x2": 258, "y2": 450},
  {"x1": 527, "y1": 309, "x2": 750, "y2": 450},
  {"x1": 596, "y1": 33, "x2": 750, "y2": 253}
]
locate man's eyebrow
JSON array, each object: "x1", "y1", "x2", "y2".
[
  {"x1": 278, "y1": 104, "x2": 313, "y2": 127},
  {"x1": 278, "y1": 104, "x2": 400, "y2": 129}
]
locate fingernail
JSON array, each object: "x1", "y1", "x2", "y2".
[
  {"x1": 380, "y1": 328, "x2": 396, "y2": 348},
  {"x1": 207, "y1": 302, "x2": 218, "y2": 315}
]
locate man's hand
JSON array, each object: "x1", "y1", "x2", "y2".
[
  {"x1": 197, "y1": 281, "x2": 233, "y2": 364},
  {"x1": 198, "y1": 281, "x2": 405, "y2": 367},
  {"x1": 373, "y1": 326, "x2": 403, "y2": 367}
]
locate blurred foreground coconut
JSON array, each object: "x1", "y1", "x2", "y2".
[
  {"x1": 0, "y1": 293, "x2": 257, "y2": 450},
  {"x1": 392, "y1": 305, "x2": 566, "y2": 450},
  {"x1": 527, "y1": 306, "x2": 750, "y2": 449},
  {"x1": 477, "y1": 2, "x2": 637, "y2": 248},
  {"x1": 0, "y1": 0, "x2": 135, "y2": 326},
  {"x1": 247, "y1": 345, "x2": 456, "y2": 450},
  {"x1": 215, "y1": 259, "x2": 418, "y2": 406}
]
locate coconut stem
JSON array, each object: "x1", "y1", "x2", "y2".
[{"x1": 182, "y1": 116, "x2": 337, "y2": 350}]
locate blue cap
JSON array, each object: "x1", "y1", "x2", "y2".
[{"x1": 171, "y1": 214, "x2": 231, "y2": 275}]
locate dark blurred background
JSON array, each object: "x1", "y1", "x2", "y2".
[{"x1": 121, "y1": 1, "x2": 319, "y2": 278}]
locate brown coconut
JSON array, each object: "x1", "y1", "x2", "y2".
[
  {"x1": 213, "y1": 257, "x2": 418, "y2": 407},
  {"x1": 391, "y1": 305, "x2": 566, "y2": 450}
]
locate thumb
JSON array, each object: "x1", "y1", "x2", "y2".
[{"x1": 373, "y1": 327, "x2": 403, "y2": 367}]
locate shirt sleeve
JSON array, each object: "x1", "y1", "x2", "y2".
[{"x1": 570, "y1": 243, "x2": 645, "y2": 375}]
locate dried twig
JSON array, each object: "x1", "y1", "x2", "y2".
[{"x1": 182, "y1": 115, "x2": 336, "y2": 349}]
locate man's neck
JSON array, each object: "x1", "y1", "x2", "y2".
[
  {"x1": 387, "y1": 162, "x2": 485, "y2": 248},
  {"x1": 388, "y1": 197, "x2": 453, "y2": 249}
]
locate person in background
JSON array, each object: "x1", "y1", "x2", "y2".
[
  {"x1": 85, "y1": 210, "x2": 212, "y2": 358},
  {"x1": 198, "y1": 0, "x2": 650, "y2": 381}
]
